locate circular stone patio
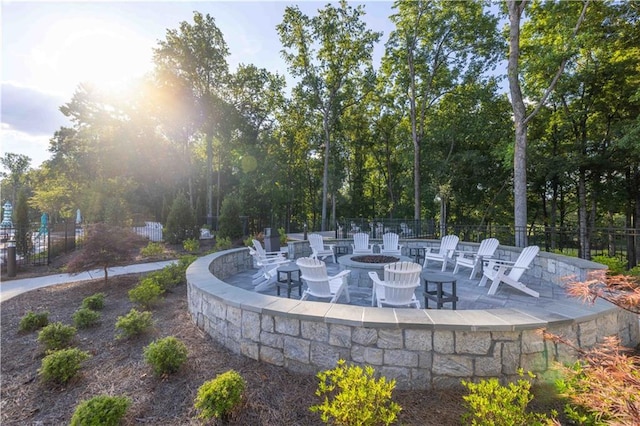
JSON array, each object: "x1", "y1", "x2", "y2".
[{"x1": 186, "y1": 240, "x2": 640, "y2": 390}]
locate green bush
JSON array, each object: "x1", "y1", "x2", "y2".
[
  {"x1": 194, "y1": 370, "x2": 246, "y2": 420},
  {"x1": 140, "y1": 241, "x2": 165, "y2": 257},
  {"x1": 165, "y1": 192, "x2": 198, "y2": 244},
  {"x1": 39, "y1": 348, "x2": 91, "y2": 384},
  {"x1": 114, "y1": 309, "x2": 153, "y2": 340},
  {"x1": 70, "y1": 395, "x2": 130, "y2": 426},
  {"x1": 81, "y1": 293, "x2": 106, "y2": 310},
  {"x1": 19, "y1": 310, "x2": 49, "y2": 332},
  {"x1": 461, "y1": 370, "x2": 555, "y2": 425},
  {"x1": 146, "y1": 263, "x2": 185, "y2": 291},
  {"x1": 143, "y1": 336, "x2": 188, "y2": 376},
  {"x1": 128, "y1": 277, "x2": 164, "y2": 308},
  {"x1": 37, "y1": 322, "x2": 77, "y2": 351},
  {"x1": 592, "y1": 255, "x2": 627, "y2": 275},
  {"x1": 72, "y1": 308, "x2": 101, "y2": 329},
  {"x1": 310, "y1": 359, "x2": 401, "y2": 426},
  {"x1": 217, "y1": 196, "x2": 243, "y2": 240},
  {"x1": 183, "y1": 238, "x2": 200, "y2": 253},
  {"x1": 215, "y1": 236, "x2": 232, "y2": 251}
]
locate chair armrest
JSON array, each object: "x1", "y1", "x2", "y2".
[
  {"x1": 368, "y1": 271, "x2": 383, "y2": 286},
  {"x1": 329, "y1": 270, "x2": 351, "y2": 280},
  {"x1": 326, "y1": 244, "x2": 336, "y2": 250}
]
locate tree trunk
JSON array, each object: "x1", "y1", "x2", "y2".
[
  {"x1": 321, "y1": 111, "x2": 331, "y2": 232},
  {"x1": 206, "y1": 131, "x2": 214, "y2": 227},
  {"x1": 578, "y1": 169, "x2": 590, "y2": 259}
]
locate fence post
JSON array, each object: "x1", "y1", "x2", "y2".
[{"x1": 7, "y1": 240, "x2": 16, "y2": 277}]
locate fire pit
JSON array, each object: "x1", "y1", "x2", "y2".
[{"x1": 338, "y1": 254, "x2": 413, "y2": 287}]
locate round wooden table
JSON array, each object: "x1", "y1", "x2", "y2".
[{"x1": 421, "y1": 271, "x2": 458, "y2": 310}]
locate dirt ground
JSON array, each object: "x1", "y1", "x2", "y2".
[{"x1": 0, "y1": 272, "x2": 474, "y2": 425}]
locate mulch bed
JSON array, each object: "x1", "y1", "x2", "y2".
[{"x1": 1, "y1": 273, "x2": 467, "y2": 425}]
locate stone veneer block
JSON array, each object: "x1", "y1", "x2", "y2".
[
  {"x1": 260, "y1": 346, "x2": 284, "y2": 366},
  {"x1": 275, "y1": 316, "x2": 300, "y2": 336},
  {"x1": 377, "y1": 328, "x2": 404, "y2": 349},
  {"x1": 301, "y1": 320, "x2": 329, "y2": 342},
  {"x1": 351, "y1": 327, "x2": 378, "y2": 346},
  {"x1": 454, "y1": 331, "x2": 492, "y2": 355},
  {"x1": 241, "y1": 310, "x2": 261, "y2": 341},
  {"x1": 328, "y1": 323, "x2": 352, "y2": 347},
  {"x1": 310, "y1": 342, "x2": 349, "y2": 369},
  {"x1": 384, "y1": 349, "x2": 419, "y2": 367},
  {"x1": 404, "y1": 329, "x2": 433, "y2": 351},
  {"x1": 284, "y1": 336, "x2": 310, "y2": 363},
  {"x1": 433, "y1": 330, "x2": 455, "y2": 354},
  {"x1": 432, "y1": 353, "x2": 473, "y2": 376}
]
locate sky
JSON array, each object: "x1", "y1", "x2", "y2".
[{"x1": 1, "y1": 0, "x2": 396, "y2": 169}]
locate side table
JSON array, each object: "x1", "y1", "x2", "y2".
[
  {"x1": 409, "y1": 247, "x2": 426, "y2": 265},
  {"x1": 421, "y1": 271, "x2": 458, "y2": 310},
  {"x1": 276, "y1": 263, "x2": 302, "y2": 298}
]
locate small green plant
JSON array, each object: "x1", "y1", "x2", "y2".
[
  {"x1": 310, "y1": 359, "x2": 401, "y2": 426},
  {"x1": 215, "y1": 236, "x2": 232, "y2": 251},
  {"x1": 37, "y1": 322, "x2": 77, "y2": 351},
  {"x1": 140, "y1": 241, "x2": 165, "y2": 257},
  {"x1": 128, "y1": 277, "x2": 164, "y2": 308},
  {"x1": 19, "y1": 310, "x2": 49, "y2": 332},
  {"x1": 592, "y1": 255, "x2": 627, "y2": 275},
  {"x1": 243, "y1": 235, "x2": 254, "y2": 247},
  {"x1": 183, "y1": 237, "x2": 200, "y2": 253},
  {"x1": 39, "y1": 347, "x2": 91, "y2": 384},
  {"x1": 278, "y1": 227, "x2": 288, "y2": 245},
  {"x1": 461, "y1": 369, "x2": 555, "y2": 425},
  {"x1": 114, "y1": 308, "x2": 153, "y2": 340},
  {"x1": 70, "y1": 395, "x2": 131, "y2": 426},
  {"x1": 81, "y1": 293, "x2": 106, "y2": 310},
  {"x1": 72, "y1": 307, "x2": 101, "y2": 328},
  {"x1": 146, "y1": 262, "x2": 185, "y2": 291},
  {"x1": 143, "y1": 336, "x2": 188, "y2": 376},
  {"x1": 194, "y1": 370, "x2": 246, "y2": 420}
]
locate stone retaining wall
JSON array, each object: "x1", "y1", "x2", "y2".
[{"x1": 187, "y1": 244, "x2": 639, "y2": 390}]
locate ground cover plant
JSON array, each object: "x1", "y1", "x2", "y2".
[{"x1": 1, "y1": 274, "x2": 475, "y2": 425}]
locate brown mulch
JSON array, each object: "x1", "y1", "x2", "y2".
[{"x1": 1, "y1": 273, "x2": 468, "y2": 425}]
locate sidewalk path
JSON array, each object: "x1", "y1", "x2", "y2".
[{"x1": 0, "y1": 260, "x2": 176, "y2": 304}]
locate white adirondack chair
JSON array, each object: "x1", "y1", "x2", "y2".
[
  {"x1": 379, "y1": 232, "x2": 403, "y2": 256},
  {"x1": 423, "y1": 235, "x2": 459, "y2": 271},
  {"x1": 479, "y1": 245, "x2": 540, "y2": 297},
  {"x1": 399, "y1": 222, "x2": 413, "y2": 237},
  {"x1": 308, "y1": 233, "x2": 336, "y2": 263},
  {"x1": 251, "y1": 239, "x2": 289, "y2": 291},
  {"x1": 297, "y1": 257, "x2": 351, "y2": 303},
  {"x1": 368, "y1": 261, "x2": 421, "y2": 308},
  {"x1": 351, "y1": 232, "x2": 374, "y2": 255},
  {"x1": 453, "y1": 238, "x2": 500, "y2": 279}
]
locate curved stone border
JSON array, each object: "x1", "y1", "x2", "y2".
[{"x1": 187, "y1": 243, "x2": 639, "y2": 390}]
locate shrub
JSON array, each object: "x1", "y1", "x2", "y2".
[
  {"x1": 278, "y1": 227, "x2": 288, "y2": 245},
  {"x1": 183, "y1": 238, "x2": 200, "y2": 253},
  {"x1": 114, "y1": 309, "x2": 153, "y2": 340},
  {"x1": 194, "y1": 370, "x2": 246, "y2": 420},
  {"x1": 592, "y1": 255, "x2": 627, "y2": 275},
  {"x1": 165, "y1": 192, "x2": 198, "y2": 244},
  {"x1": 37, "y1": 322, "x2": 77, "y2": 351},
  {"x1": 128, "y1": 277, "x2": 164, "y2": 308},
  {"x1": 81, "y1": 293, "x2": 106, "y2": 310},
  {"x1": 310, "y1": 359, "x2": 401, "y2": 426},
  {"x1": 217, "y1": 196, "x2": 243, "y2": 240},
  {"x1": 461, "y1": 370, "x2": 555, "y2": 425},
  {"x1": 140, "y1": 241, "x2": 165, "y2": 257},
  {"x1": 146, "y1": 262, "x2": 185, "y2": 291},
  {"x1": 70, "y1": 395, "x2": 130, "y2": 426},
  {"x1": 39, "y1": 348, "x2": 91, "y2": 384},
  {"x1": 19, "y1": 310, "x2": 49, "y2": 332},
  {"x1": 72, "y1": 308, "x2": 101, "y2": 329},
  {"x1": 215, "y1": 236, "x2": 232, "y2": 251},
  {"x1": 143, "y1": 336, "x2": 188, "y2": 376}
]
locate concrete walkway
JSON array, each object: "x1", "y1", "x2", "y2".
[{"x1": 0, "y1": 260, "x2": 176, "y2": 304}]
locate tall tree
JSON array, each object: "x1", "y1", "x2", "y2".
[
  {"x1": 383, "y1": 0, "x2": 501, "y2": 222},
  {"x1": 153, "y1": 11, "x2": 231, "y2": 227},
  {"x1": 506, "y1": 0, "x2": 589, "y2": 246},
  {"x1": 278, "y1": 0, "x2": 380, "y2": 230},
  {"x1": 0, "y1": 153, "x2": 31, "y2": 205}
]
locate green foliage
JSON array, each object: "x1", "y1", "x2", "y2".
[
  {"x1": 81, "y1": 293, "x2": 105, "y2": 310},
  {"x1": 217, "y1": 196, "x2": 244, "y2": 240},
  {"x1": 70, "y1": 395, "x2": 131, "y2": 426},
  {"x1": 178, "y1": 254, "x2": 197, "y2": 270},
  {"x1": 243, "y1": 236, "x2": 254, "y2": 247},
  {"x1": 165, "y1": 192, "x2": 198, "y2": 244},
  {"x1": 461, "y1": 370, "x2": 555, "y2": 425},
  {"x1": 592, "y1": 255, "x2": 627, "y2": 275},
  {"x1": 39, "y1": 347, "x2": 91, "y2": 384},
  {"x1": 194, "y1": 370, "x2": 246, "y2": 420},
  {"x1": 128, "y1": 277, "x2": 164, "y2": 308},
  {"x1": 19, "y1": 310, "x2": 49, "y2": 332},
  {"x1": 37, "y1": 322, "x2": 77, "y2": 351},
  {"x1": 628, "y1": 265, "x2": 640, "y2": 277},
  {"x1": 15, "y1": 188, "x2": 33, "y2": 257},
  {"x1": 310, "y1": 359, "x2": 401, "y2": 426},
  {"x1": 114, "y1": 309, "x2": 153, "y2": 340},
  {"x1": 143, "y1": 336, "x2": 188, "y2": 376},
  {"x1": 215, "y1": 236, "x2": 232, "y2": 251},
  {"x1": 140, "y1": 242, "x2": 165, "y2": 257},
  {"x1": 278, "y1": 227, "x2": 288, "y2": 245},
  {"x1": 183, "y1": 238, "x2": 200, "y2": 253},
  {"x1": 72, "y1": 308, "x2": 101, "y2": 329}
]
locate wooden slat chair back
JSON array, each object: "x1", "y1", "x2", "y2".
[
  {"x1": 308, "y1": 233, "x2": 336, "y2": 263},
  {"x1": 479, "y1": 245, "x2": 540, "y2": 297},
  {"x1": 368, "y1": 261, "x2": 421, "y2": 308},
  {"x1": 351, "y1": 232, "x2": 374, "y2": 255},
  {"x1": 453, "y1": 238, "x2": 500, "y2": 279},
  {"x1": 423, "y1": 235, "x2": 459, "y2": 271},
  {"x1": 379, "y1": 232, "x2": 402, "y2": 256}
]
